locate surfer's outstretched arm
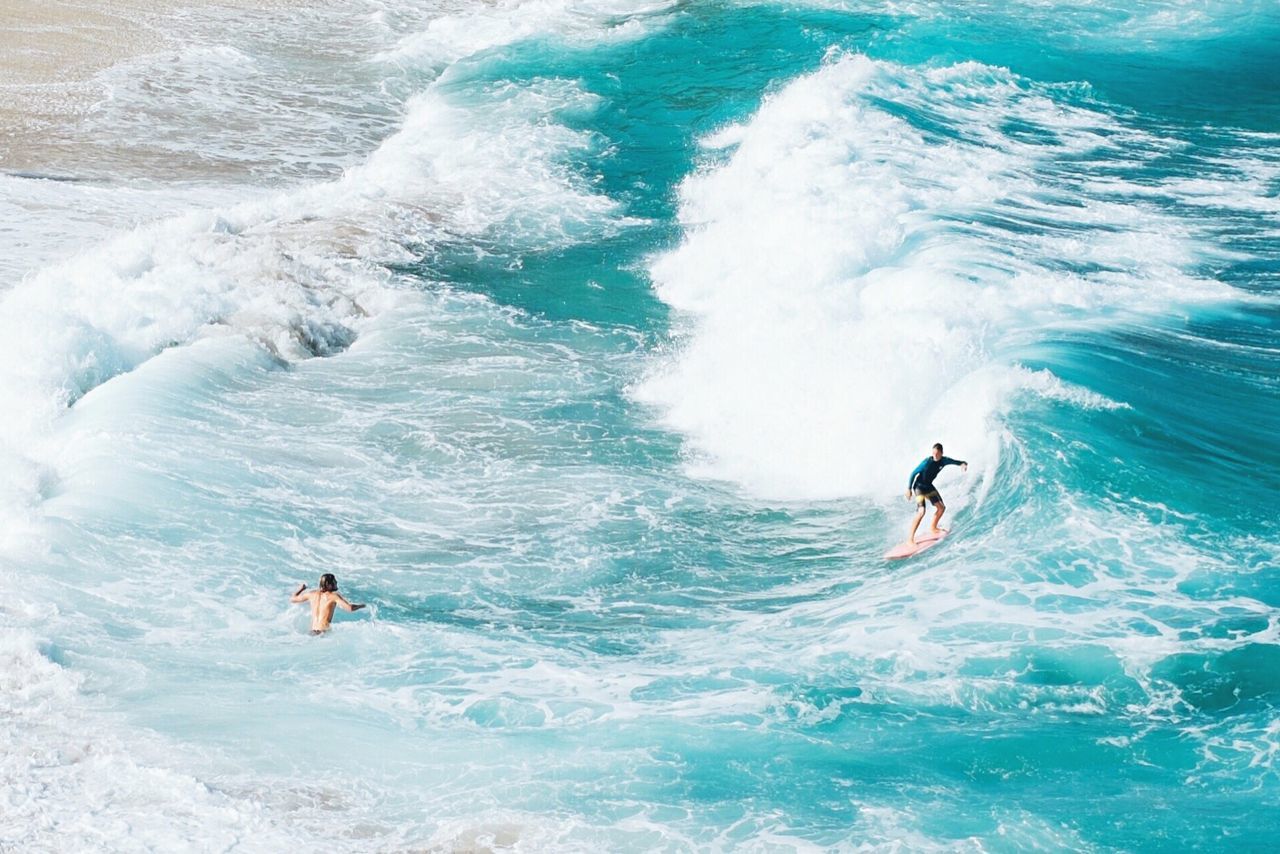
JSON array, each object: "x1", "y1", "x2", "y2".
[
  {"x1": 290, "y1": 584, "x2": 310, "y2": 603},
  {"x1": 941, "y1": 456, "x2": 968, "y2": 471}
]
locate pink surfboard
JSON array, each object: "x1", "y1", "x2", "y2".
[{"x1": 884, "y1": 529, "x2": 948, "y2": 560}]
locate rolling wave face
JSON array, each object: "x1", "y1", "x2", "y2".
[
  {"x1": 631, "y1": 46, "x2": 1280, "y2": 841},
  {"x1": 0, "y1": 59, "x2": 623, "y2": 546},
  {"x1": 636, "y1": 54, "x2": 1235, "y2": 501}
]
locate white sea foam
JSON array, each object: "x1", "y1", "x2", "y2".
[
  {"x1": 636, "y1": 54, "x2": 1233, "y2": 501},
  {"x1": 0, "y1": 62, "x2": 622, "y2": 542},
  {"x1": 0, "y1": 176, "x2": 241, "y2": 289},
  {"x1": 629, "y1": 490, "x2": 1280, "y2": 737},
  {"x1": 380, "y1": 0, "x2": 676, "y2": 69},
  {"x1": 0, "y1": 629, "x2": 330, "y2": 851}
]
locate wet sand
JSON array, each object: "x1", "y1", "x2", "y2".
[
  {"x1": 0, "y1": 0, "x2": 312, "y2": 174},
  {"x1": 0, "y1": 1, "x2": 182, "y2": 170}
]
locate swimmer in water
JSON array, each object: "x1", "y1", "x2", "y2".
[{"x1": 290, "y1": 573, "x2": 365, "y2": 634}]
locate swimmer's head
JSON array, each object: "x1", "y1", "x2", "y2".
[{"x1": 319, "y1": 573, "x2": 338, "y2": 592}]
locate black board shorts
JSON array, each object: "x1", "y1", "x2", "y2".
[{"x1": 914, "y1": 487, "x2": 943, "y2": 507}]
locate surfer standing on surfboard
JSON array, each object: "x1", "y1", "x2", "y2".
[{"x1": 905, "y1": 443, "x2": 967, "y2": 545}]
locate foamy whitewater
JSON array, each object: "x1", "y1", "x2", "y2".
[{"x1": 2, "y1": 0, "x2": 1277, "y2": 850}]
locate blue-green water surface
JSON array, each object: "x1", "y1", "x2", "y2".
[{"x1": 3, "y1": 0, "x2": 1278, "y2": 849}]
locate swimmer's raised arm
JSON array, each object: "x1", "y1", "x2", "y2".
[
  {"x1": 290, "y1": 583, "x2": 310, "y2": 603},
  {"x1": 334, "y1": 593, "x2": 365, "y2": 612}
]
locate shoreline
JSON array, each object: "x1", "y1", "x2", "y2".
[
  {"x1": 0, "y1": 0, "x2": 315, "y2": 174},
  {"x1": 0, "y1": 1, "x2": 180, "y2": 171}
]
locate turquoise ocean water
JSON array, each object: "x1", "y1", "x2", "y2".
[{"x1": 1, "y1": 1, "x2": 1278, "y2": 849}]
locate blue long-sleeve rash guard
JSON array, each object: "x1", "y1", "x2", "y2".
[{"x1": 908, "y1": 456, "x2": 966, "y2": 491}]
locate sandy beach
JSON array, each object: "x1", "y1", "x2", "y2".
[
  {"x1": 1, "y1": 2, "x2": 161, "y2": 158},
  {"x1": 0, "y1": 0, "x2": 313, "y2": 174},
  {"x1": 0, "y1": 1, "x2": 185, "y2": 170}
]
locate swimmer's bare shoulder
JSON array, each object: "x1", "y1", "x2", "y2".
[{"x1": 289, "y1": 578, "x2": 366, "y2": 635}]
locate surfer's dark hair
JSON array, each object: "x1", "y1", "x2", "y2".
[
  {"x1": 933, "y1": 443, "x2": 943, "y2": 452},
  {"x1": 319, "y1": 573, "x2": 338, "y2": 592}
]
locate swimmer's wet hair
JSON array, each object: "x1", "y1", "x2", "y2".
[{"x1": 319, "y1": 573, "x2": 338, "y2": 592}]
